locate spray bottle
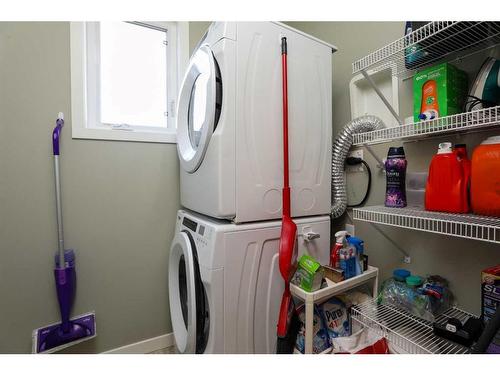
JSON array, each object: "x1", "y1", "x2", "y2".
[
  {"x1": 331, "y1": 231, "x2": 349, "y2": 269},
  {"x1": 339, "y1": 245, "x2": 357, "y2": 280},
  {"x1": 347, "y1": 236, "x2": 364, "y2": 276}
]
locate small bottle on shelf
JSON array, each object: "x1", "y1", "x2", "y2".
[{"x1": 385, "y1": 147, "x2": 407, "y2": 208}]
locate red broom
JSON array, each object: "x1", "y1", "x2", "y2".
[{"x1": 276, "y1": 36, "x2": 300, "y2": 354}]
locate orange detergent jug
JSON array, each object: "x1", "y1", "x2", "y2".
[
  {"x1": 454, "y1": 144, "x2": 471, "y2": 213},
  {"x1": 471, "y1": 136, "x2": 500, "y2": 217},
  {"x1": 425, "y1": 142, "x2": 469, "y2": 213}
]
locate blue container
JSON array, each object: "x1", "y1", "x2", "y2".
[{"x1": 393, "y1": 268, "x2": 411, "y2": 282}]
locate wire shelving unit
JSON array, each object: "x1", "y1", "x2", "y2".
[
  {"x1": 352, "y1": 299, "x2": 476, "y2": 354},
  {"x1": 352, "y1": 22, "x2": 500, "y2": 77},
  {"x1": 353, "y1": 105, "x2": 500, "y2": 146},
  {"x1": 345, "y1": 22, "x2": 499, "y2": 355},
  {"x1": 352, "y1": 205, "x2": 500, "y2": 244}
]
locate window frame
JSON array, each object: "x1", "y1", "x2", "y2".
[{"x1": 70, "y1": 21, "x2": 189, "y2": 144}]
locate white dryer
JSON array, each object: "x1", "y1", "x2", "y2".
[
  {"x1": 176, "y1": 22, "x2": 336, "y2": 223},
  {"x1": 168, "y1": 210, "x2": 330, "y2": 353}
]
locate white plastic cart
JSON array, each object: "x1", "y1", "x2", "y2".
[{"x1": 290, "y1": 266, "x2": 379, "y2": 354}]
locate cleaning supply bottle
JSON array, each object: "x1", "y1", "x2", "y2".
[
  {"x1": 331, "y1": 231, "x2": 348, "y2": 269},
  {"x1": 425, "y1": 142, "x2": 468, "y2": 213},
  {"x1": 385, "y1": 147, "x2": 407, "y2": 208},
  {"x1": 339, "y1": 245, "x2": 356, "y2": 280},
  {"x1": 347, "y1": 236, "x2": 364, "y2": 276},
  {"x1": 419, "y1": 80, "x2": 440, "y2": 120},
  {"x1": 454, "y1": 144, "x2": 471, "y2": 213},
  {"x1": 471, "y1": 136, "x2": 500, "y2": 216}
]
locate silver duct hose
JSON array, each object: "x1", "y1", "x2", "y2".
[{"x1": 331, "y1": 115, "x2": 385, "y2": 218}]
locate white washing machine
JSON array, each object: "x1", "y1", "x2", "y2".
[
  {"x1": 176, "y1": 22, "x2": 336, "y2": 223},
  {"x1": 168, "y1": 210, "x2": 330, "y2": 353}
]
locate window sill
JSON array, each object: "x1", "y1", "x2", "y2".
[{"x1": 72, "y1": 127, "x2": 177, "y2": 144}]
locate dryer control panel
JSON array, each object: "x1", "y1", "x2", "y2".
[{"x1": 180, "y1": 216, "x2": 213, "y2": 251}]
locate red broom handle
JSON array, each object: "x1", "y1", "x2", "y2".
[{"x1": 281, "y1": 37, "x2": 290, "y2": 217}]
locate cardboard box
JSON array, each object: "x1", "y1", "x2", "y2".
[
  {"x1": 482, "y1": 265, "x2": 500, "y2": 354},
  {"x1": 323, "y1": 266, "x2": 344, "y2": 283},
  {"x1": 482, "y1": 265, "x2": 500, "y2": 323},
  {"x1": 413, "y1": 62, "x2": 468, "y2": 122},
  {"x1": 291, "y1": 255, "x2": 324, "y2": 292}
]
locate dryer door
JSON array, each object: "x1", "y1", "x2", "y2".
[
  {"x1": 168, "y1": 231, "x2": 210, "y2": 354},
  {"x1": 177, "y1": 44, "x2": 222, "y2": 173}
]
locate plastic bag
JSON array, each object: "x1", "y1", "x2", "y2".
[
  {"x1": 331, "y1": 328, "x2": 390, "y2": 354},
  {"x1": 378, "y1": 275, "x2": 452, "y2": 322}
]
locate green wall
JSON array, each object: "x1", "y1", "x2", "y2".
[{"x1": 0, "y1": 21, "x2": 210, "y2": 354}]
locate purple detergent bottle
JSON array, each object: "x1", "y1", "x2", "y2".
[{"x1": 385, "y1": 146, "x2": 407, "y2": 208}]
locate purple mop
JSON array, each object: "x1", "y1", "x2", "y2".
[{"x1": 32, "y1": 113, "x2": 96, "y2": 353}]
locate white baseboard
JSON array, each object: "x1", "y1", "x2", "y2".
[{"x1": 103, "y1": 333, "x2": 174, "y2": 354}]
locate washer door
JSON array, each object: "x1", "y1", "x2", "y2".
[
  {"x1": 177, "y1": 44, "x2": 222, "y2": 173},
  {"x1": 168, "y1": 231, "x2": 210, "y2": 354}
]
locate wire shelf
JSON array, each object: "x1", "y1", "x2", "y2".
[
  {"x1": 352, "y1": 205, "x2": 500, "y2": 244},
  {"x1": 352, "y1": 105, "x2": 500, "y2": 145},
  {"x1": 352, "y1": 299, "x2": 475, "y2": 354},
  {"x1": 352, "y1": 22, "x2": 500, "y2": 77}
]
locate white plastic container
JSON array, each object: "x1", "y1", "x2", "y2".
[{"x1": 406, "y1": 172, "x2": 428, "y2": 208}]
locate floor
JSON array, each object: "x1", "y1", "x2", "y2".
[{"x1": 149, "y1": 346, "x2": 177, "y2": 354}]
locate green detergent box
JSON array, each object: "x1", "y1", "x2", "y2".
[
  {"x1": 291, "y1": 254, "x2": 324, "y2": 292},
  {"x1": 413, "y1": 62, "x2": 468, "y2": 122}
]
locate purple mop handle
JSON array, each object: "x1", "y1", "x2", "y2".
[
  {"x1": 51, "y1": 113, "x2": 76, "y2": 332},
  {"x1": 52, "y1": 113, "x2": 64, "y2": 156}
]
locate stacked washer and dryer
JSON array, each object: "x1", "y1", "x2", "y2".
[{"x1": 169, "y1": 22, "x2": 336, "y2": 354}]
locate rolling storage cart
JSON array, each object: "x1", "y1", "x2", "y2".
[{"x1": 290, "y1": 266, "x2": 379, "y2": 354}]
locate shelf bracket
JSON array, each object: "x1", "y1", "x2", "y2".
[
  {"x1": 364, "y1": 143, "x2": 385, "y2": 171},
  {"x1": 360, "y1": 69, "x2": 403, "y2": 126},
  {"x1": 370, "y1": 222, "x2": 411, "y2": 264}
]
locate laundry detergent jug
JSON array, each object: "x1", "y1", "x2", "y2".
[
  {"x1": 454, "y1": 144, "x2": 471, "y2": 213},
  {"x1": 471, "y1": 136, "x2": 500, "y2": 217},
  {"x1": 425, "y1": 142, "x2": 468, "y2": 213}
]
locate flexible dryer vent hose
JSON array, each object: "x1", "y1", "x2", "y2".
[{"x1": 331, "y1": 115, "x2": 386, "y2": 218}]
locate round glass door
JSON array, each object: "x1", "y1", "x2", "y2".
[
  {"x1": 168, "y1": 231, "x2": 197, "y2": 353},
  {"x1": 177, "y1": 44, "x2": 222, "y2": 174},
  {"x1": 188, "y1": 72, "x2": 210, "y2": 149},
  {"x1": 168, "y1": 230, "x2": 210, "y2": 354}
]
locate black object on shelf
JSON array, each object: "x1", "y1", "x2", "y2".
[
  {"x1": 433, "y1": 316, "x2": 484, "y2": 347},
  {"x1": 361, "y1": 254, "x2": 368, "y2": 272},
  {"x1": 471, "y1": 307, "x2": 500, "y2": 354}
]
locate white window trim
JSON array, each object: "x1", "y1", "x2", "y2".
[{"x1": 70, "y1": 21, "x2": 189, "y2": 144}]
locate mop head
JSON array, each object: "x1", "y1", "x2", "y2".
[{"x1": 32, "y1": 312, "x2": 96, "y2": 354}]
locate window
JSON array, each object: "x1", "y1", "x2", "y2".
[{"x1": 70, "y1": 22, "x2": 189, "y2": 143}]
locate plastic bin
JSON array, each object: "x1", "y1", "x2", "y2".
[{"x1": 406, "y1": 172, "x2": 427, "y2": 208}]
